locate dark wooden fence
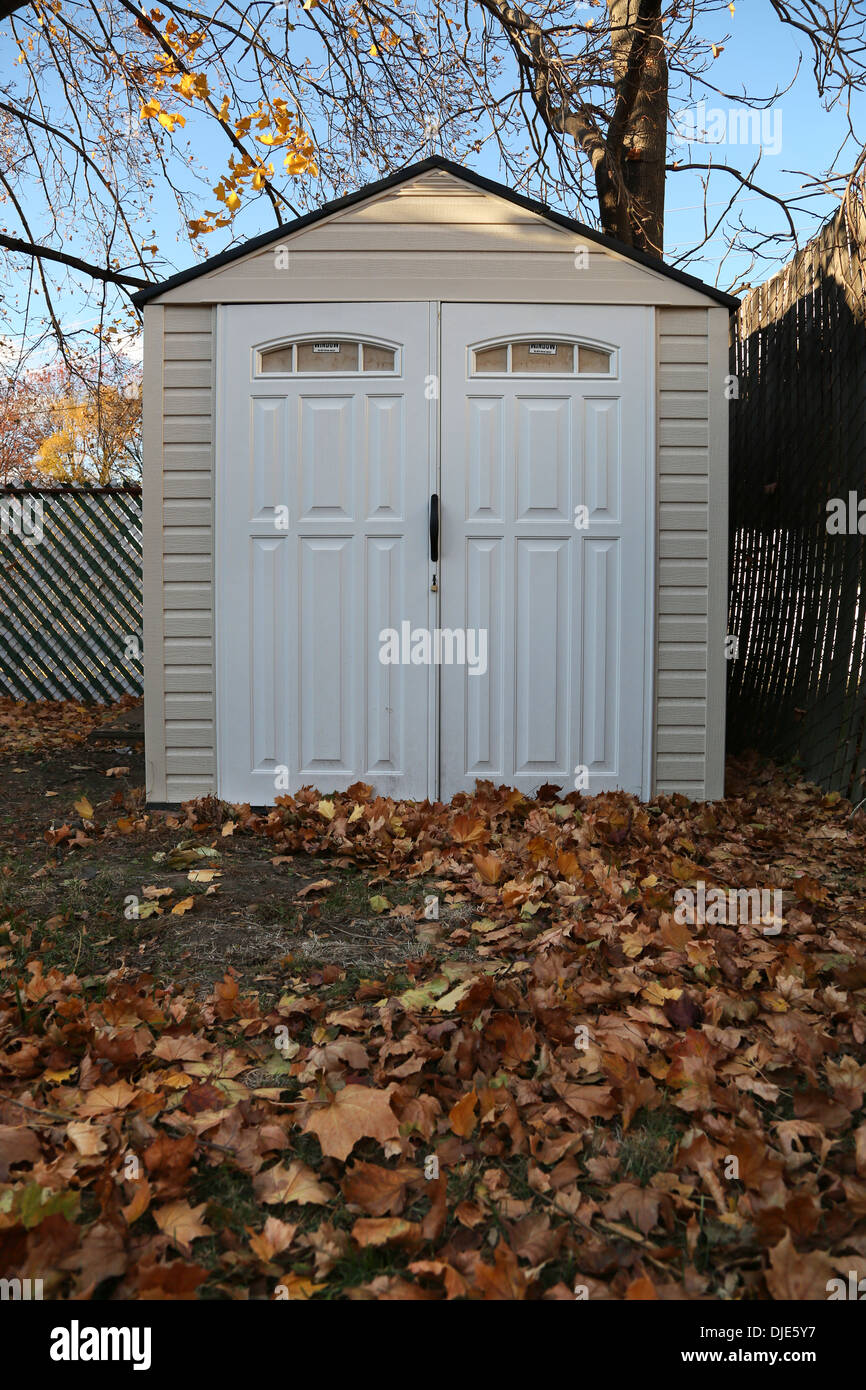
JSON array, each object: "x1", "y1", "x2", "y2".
[
  {"x1": 0, "y1": 485, "x2": 142, "y2": 702},
  {"x1": 728, "y1": 187, "x2": 866, "y2": 797}
]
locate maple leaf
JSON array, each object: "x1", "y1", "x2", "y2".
[
  {"x1": 143, "y1": 1133, "x2": 197, "y2": 1196},
  {"x1": 78, "y1": 1080, "x2": 139, "y2": 1115},
  {"x1": 792, "y1": 873, "x2": 828, "y2": 902},
  {"x1": 253, "y1": 1159, "x2": 335, "y2": 1205},
  {"x1": 248, "y1": 1216, "x2": 297, "y2": 1261},
  {"x1": 341, "y1": 1161, "x2": 419, "y2": 1215},
  {"x1": 473, "y1": 852, "x2": 503, "y2": 884},
  {"x1": 153, "y1": 1035, "x2": 209, "y2": 1062},
  {"x1": 298, "y1": 1085, "x2": 400, "y2": 1161},
  {"x1": 765, "y1": 1232, "x2": 838, "y2": 1300},
  {"x1": 449, "y1": 1088, "x2": 479, "y2": 1137},
  {"x1": 483, "y1": 1014, "x2": 536, "y2": 1067},
  {"x1": 122, "y1": 1181, "x2": 152, "y2": 1225},
  {"x1": 351, "y1": 1217, "x2": 421, "y2": 1248},
  {"x1": 154, "y1": 1200, "x2": 212, "y2": 1252},
  {"x1": 295, "y1": 878, "x2": 334, "y2": 898},
  {"x1": 59, "y1": 1221, "x2": 126, "y2": 1296},
  {"x1": 603, "y1": 1182, "x2": 660, "y2": 1236},
  {"x1": 450, "y1": 814, "x2": 487, "y2": 845},
  {"x1": 135, "y1": 1256, "x2": 209, "y2": 1299},
  {"x1": 66, "y1": 1121, "x2": 107, "y2": 1157},
  {"x1": 470, "y1": 1241, "x2": 527, "y2": 1300}
]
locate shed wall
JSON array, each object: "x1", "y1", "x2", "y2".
[
  {"x1": 143, "y1": 303, "x2": 216, "y2": 802},
  {"x1": 143, "y1": 175, "x2": 728, "y2": 804}
]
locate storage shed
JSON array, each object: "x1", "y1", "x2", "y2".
[{"x1": 133, "y1": 156, "x2": 737, "y2": 808}]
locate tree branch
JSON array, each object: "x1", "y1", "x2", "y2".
[{"x1": 0, "y1": 235, "x2": 150, "y2": 289}]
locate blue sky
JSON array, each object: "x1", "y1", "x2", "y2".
[
  {"x1": 2, "y1": 0, "x2": 861, "y2": 353},
  {"x1": 159, "y1": 1, "x2": 859, "y2": 295}
]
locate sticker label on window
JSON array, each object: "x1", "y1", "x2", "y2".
[
  {"x1": 528, "y1": 343, "x2": 558, "y2": 355},
  {"x1": 313, "y1": 343, "x2": 340, "y2": 353}
]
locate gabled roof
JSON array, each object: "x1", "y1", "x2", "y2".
[{"x1": 131, "y1": 155, "x2": 739, "y2": 310}]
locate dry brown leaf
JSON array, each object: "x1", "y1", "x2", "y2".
[
  {"x1": 154, "y1": 1200, "x2": 212, "y2": 1251},
  {"x1": 299, "y1": 1084, "x2": 400, "y2": 1161},
  {"x1": 253, "y1": 1160, "x2": 336, "y2": 1206}
]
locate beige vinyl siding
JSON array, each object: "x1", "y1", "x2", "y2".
[
  {"x1": 654, "y1": 306, "x2": 727, "y2": 800},
  {"x1": 144, "y1": 304, "x2": 216, "y2": 802},
  {"x1": 153, "y1": 171, "x2": 715, "y2": 309}
]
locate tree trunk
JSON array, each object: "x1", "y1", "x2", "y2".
[{"x1": 599, "y1": 0, "x2": 668, "y2": 254}]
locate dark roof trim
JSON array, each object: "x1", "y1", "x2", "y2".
[{"x1": 132, "y1": 155, "x2": 739, "y2": 311}]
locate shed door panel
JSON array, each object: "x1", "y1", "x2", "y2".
[
  {"x1": 439, "y1": 304, "x2": 651, "y2": 799},
  {"x1": 217, "y1": 303, "x2": 433, "y2": 805}
]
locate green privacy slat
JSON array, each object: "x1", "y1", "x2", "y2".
[
  {"x1": 45, "y1": 500, "x2": 142, "y2": 627},
  {"x1": 1, "y1": 560, "x2": 127, "y2": 701},
  {"x1": 4, "y1": 534, "x2": 134, "y2": 675},
  {"x1": 13, "y1": 535, "x2": 139, "y2": 672},
  {"x1": 0, "y1": 587, "x2": 85, "y2": 699},
  {"x1": 0, "y1": 488, "x2": 143, "y2": 703},
  {"x1": 0, "y1": 618, "x2": 63, "y2": 698}
]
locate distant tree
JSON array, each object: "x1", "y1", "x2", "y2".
[
  {"x1": 0, "y1": 353, "x2": 141, "y2": 484},
  {"x1": 0, "y1": 368, "x2": 48, "y2": 483}
]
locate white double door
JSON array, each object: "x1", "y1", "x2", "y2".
[{"x1": 217, "y1": 301, "x2": 651, "y2": 805}]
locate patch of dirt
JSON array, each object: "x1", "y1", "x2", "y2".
[
  {"x1": 0, "y1": 738, "x2": 492, "y2": 993},
  {"x1": 134, "y1": 900, "x2": 484, "y2": 996},
  {"x1": 293, "y1": 903, "x2": 477, "y2": 970},
  {"x1": 0, "y1": 733, "x2": 146, "y2": 843}
]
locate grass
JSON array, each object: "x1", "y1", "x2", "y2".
[{"x1": 617, "y1": 1107, "x2": 684, "y2": 1184}]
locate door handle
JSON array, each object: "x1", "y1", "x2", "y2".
[{"x1": 429, "y1": 492, "x2": 440, "y2": 563}]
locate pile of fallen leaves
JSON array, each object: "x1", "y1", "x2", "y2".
[
  {"x1": 2, "y1": 757, "x2": 866, "y2": 1299},
  {"x1": 0, "y1": 695, "x2": 138, "y2": 755}
]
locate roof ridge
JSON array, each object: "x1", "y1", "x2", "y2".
[{"x1": 131, "y1": 157, "x2": 739, "y2": 310}]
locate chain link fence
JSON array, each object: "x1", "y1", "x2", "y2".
[{"x1": 0, "y1": 485, "x2": 142, "y2": 702}]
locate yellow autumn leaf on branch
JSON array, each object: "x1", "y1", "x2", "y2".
[{"x1": 178, "y1": 72, "x2": 209, "y2": 99}]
